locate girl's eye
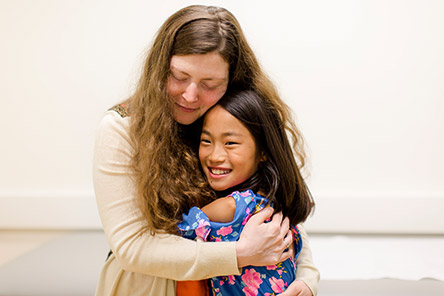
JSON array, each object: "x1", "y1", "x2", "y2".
[
  {"x1": 201, "y1": 138, "x2": 211, "y2": 144},
  {"x1": 225, "y1": 141, "x2": 238, "y2": 146}
]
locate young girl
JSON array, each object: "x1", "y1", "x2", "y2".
[{"x1": 178, "y1": 90, "x2": 315, "y2": 295}]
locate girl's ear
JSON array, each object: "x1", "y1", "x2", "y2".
[{"x1": 260, "y1": 151, "x2": 267, "y2": 162}]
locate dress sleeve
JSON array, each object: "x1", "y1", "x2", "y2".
[
  {"x1": 295, "y1": 224, "x2": 320, "y2": 295},
  {"x1": 177, "y1": 207, "x2": 211, "y2": 241},
  {"x1": 93, "y1": 111, "x2": 240, "y2": 280}
]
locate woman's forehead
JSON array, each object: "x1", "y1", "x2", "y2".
[{"x1": 170, "y1": 52, "x2": 229, "y2": 80}]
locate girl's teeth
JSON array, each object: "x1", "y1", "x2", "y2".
[{"x1": 211, "y1": 168, "x2": 230, "y2": 175}]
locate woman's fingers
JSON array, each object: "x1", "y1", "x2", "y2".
[
  {"x1": 272, "y1": 214, "x2": 292, "y2": 253},
  {"x1": 279, "y1": 216, "x2": 290, "y2": 239},
  {"x1": 283, "y1": 228, "x2": 293, "y2": 249},
  {"x1": 236, "y1": 209, "x2": 295, "y2": 267},
  {"x1": 279, "y1": 229, "x2": 294, "y2": 262},
  {"x1": 249, "y1": 206, "x2": 274, "y2": 224},
  {"x1": 271, "y1": 210, "x2": 283, "y2": 223},
  {"x1": 276, "y1": 280, "x2": 313, "y2": 296}
]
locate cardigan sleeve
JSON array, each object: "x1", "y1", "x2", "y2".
[{"x1": 93, "y1": 111, "x2": 240, "y2": 280}]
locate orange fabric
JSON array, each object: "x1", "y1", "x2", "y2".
[{"x1": 176, "y1": 280, "x2": 208, "y2": 296}]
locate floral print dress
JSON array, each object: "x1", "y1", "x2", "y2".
[{"x1": 178, "y1": 190, "x2": 303, "y2": 296}]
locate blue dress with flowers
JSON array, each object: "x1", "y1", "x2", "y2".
[{"x1": 178, "y1": 190, "x2": 303, "y2": 296}]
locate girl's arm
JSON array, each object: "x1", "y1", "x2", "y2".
[{"x1": 201, "y1": 196, "x2": 236, "y2": 223}]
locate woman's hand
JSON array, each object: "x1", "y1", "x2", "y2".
[
  {"x1": 277, "y1": 280, "x2": 313, "y2": 296},
  {"x1": 235, "y1": 207, "x2": 293, "y2": 267}
]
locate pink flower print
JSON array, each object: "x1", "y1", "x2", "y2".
[
  {"x1": 217, "y1": 226, "x2": 233, "y2": 236},
  {"x1": 269, "y1": 277, "x2": 286, "y2": 293},
  {"x1": 266, "y1": 265, "x2": 277, "y2": 270},
  {"x1": 240, "y1": 191, "x2": 251, "y2": 197},
  {"x1": 277, "y1": 269, "x2": 283, "y2": 275},
  {"x1": 195, "y1": 219, "x2": 210, "y2": 239},
  {"x1": 242, "y1": 286, "x2": 258, "y2": 296},
  {"x1": 220, "y1": 280, "x2": 224, "y2": 286},
  {"x1": 242, "y1": 208, "x2": 252, "y2": 225},
  {"x1": 228, "y1": 275, "x2": 235, "y2": 285},
  {"x1": 242, "y1": 268, "x2": 263, "y2": 290},
  {"x1": 214, "y1": 237, "x2": 222, "y2": 242}
]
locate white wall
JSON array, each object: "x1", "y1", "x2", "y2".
[{"x1": 1, "y1": 0, "x2": 443, "y2": 233}]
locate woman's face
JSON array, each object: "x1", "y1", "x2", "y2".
[
  {"x1": 167, "y1": 52, "x2": 229, "y2": 125},
  {"x1": 199, "y1": 105, "x2": 262, "y2": 191}
]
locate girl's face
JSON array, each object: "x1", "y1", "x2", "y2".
[
  {"x1": 167, "y1": 52, "x2": 229, "y2": 125},
  {"x1": 199, "y1": 105, "x2": 262, "y2": 191}
]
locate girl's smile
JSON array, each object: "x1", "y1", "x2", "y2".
[{"x1": 207, "y1": 166, "x2": 232, "y2": 178}]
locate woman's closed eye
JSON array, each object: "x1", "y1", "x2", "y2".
[
  {"x1": 201, "y1": 82, "x2": 222, "y2": 90},
  {"x1": 170, "y1": 72, "x2": 188, "y2": 82}
]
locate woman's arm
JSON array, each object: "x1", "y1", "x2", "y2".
[
  {"x1": 94, "y1": 111, "x2": 299, "y2": 280},
  {"x1": 94, "y1": 111, "x2": 304, "y2": 280},
  {"x1": 94, "y1": 111, "x2": 240, "y2": 280}
]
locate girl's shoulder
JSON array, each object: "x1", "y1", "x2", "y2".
[
  {"x1": 228, "y1": 189, "x2": 266, "y2": 200},
  {"x1": 228, "y1": 189, "x2": 254, "y2": 197},
  {"x1": 228, "y1": 190, "x2": 268, "y2": 211}
]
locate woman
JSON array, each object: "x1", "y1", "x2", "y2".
[{"x1": 93, "y1": 5, "x2": 319, "y2": 296}]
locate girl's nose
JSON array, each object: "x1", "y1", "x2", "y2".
[
  {"x1": 183, "y1": 82, "x2": 198, "y2": 103},
  {"x1": 208, "y1": 145, "x2": 226, "y2": 163}
]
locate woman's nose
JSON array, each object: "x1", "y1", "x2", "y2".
[{"x1": 182, "y1": 82, "x2": 198, "y2": 103}]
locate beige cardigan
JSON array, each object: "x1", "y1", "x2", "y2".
[{"x1": 93, "y1": 110, "x2": 320, "y2": 296}]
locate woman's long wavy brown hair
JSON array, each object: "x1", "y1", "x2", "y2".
[{"x1": 126, "y1": 5, "x2": 310, "y2": 234}]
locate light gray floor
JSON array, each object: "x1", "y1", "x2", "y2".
[
  {"x1": 1, "y1": 231, "x2": 443, "y2": 296},
  {"x1": 0, "y1": 231, "x2": 108, "y2": 296},
  {"x1": 318, "y1": 279, "x2": 444, "y2": 296}
]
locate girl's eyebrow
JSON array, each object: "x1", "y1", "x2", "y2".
[{"x1": 201, "y1": 129, "x2": 241, "y2": 137}]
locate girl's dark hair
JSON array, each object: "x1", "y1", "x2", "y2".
[{"x1": 214, "y1": 90, "x2": 314, "y2": 225}]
